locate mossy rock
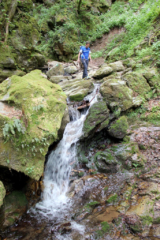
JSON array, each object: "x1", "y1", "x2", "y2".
[
  {"x1": 2, "y1": 191, "x2": 27, "y2": 228},
  {"x1": 122, "y1": 72, "x2": 151, "y2": 97},
  {"x1": 47, "y1": 63, "x2": 64, "y2": 78},
  {"x1": 0, "y1": 44, "x2": 16, "y2": 70},
  {"x1": 94, "y1": 149, "x2": 118, "y2": 173},
  {"x1": 59, "y1": 79, "x2": 94, "y2": 102},
  {"x1": 108, "y1": 116, "x2": 129, "y2": 139},
  {"x1": 114, "y1": 142, "x2": 145, "y2": 169},
  {"x1": 0, "y1": 181, "x2": 6, "y2": 207},
  {"x1": 100, "y1": 78, "x2": 135, "y2": 111},
  {"x1": 0, "y1": 69, "x2": 26, "y2": 83},
  {"x1": 82, "y1": 101, "x2": 110, "y2": 139},
  {"x1": 122, "y1": 58, "x2": 136, "y2": 69},
  {"x1": 93, "y1": 64, "x2": 113, "y2": 79},
  {"x1": 0, "y1": 70, "x2": 67, "y2": 180},
  {"x1": 108, "y1": 61, "x2": 125, "y2": 72}
]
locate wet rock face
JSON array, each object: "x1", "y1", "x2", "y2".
[
  {"x1": 0, "y1": 70, "x2": 67, "y2": 180},
  {"x1": 108, "y1": 116, "x2": 129, "y2": 139},
  {"x1": 82, "y1": 101, "x2": 110, "y2": 139}
]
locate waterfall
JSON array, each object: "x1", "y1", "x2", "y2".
[{"x1": 35, "y1": 84, "x2": 99, "y2": 218}]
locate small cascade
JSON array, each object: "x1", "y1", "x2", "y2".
[{"x1": 35, "y1": 84, "x2": 99, "y2": 217}]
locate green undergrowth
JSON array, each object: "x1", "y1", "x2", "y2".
[
  {"x1": 94, "y1": 0, "x2": 160, "y2": 61},
  {"x1": 31, "y1": 0, "x2": 160, "y2": 60}
]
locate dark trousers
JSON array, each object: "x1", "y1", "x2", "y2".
[{"x1": 81, "y1": 59, "x2": 89, "y2": 79}]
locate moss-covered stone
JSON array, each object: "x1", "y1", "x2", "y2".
[
  {"x1": 114, "y1": 142, "x2": 146, "y2": 169},
  {"x1": 93, "y1": 64, "x2": 113, "y2": 79},
  {"x1": 0, "y1": 181, "x2": 6, "y2": 207},
  {"x1": 100, "y1": 78, "x2": 135, "y2": 111},
  {"x1": 108, "y1": 116, "x2": 129, "y2": 139},
  {"x1": 2, "y1": 191, "x2": 27, "y2": 228},
  {"x1": 108, "y1": 61, "x2": 125, "y2": 72},
  {"x1": 122, "y1": 58, "x2": 136, "y2": 69},
  {"x1": 59, "y1": 79, "x2": 93, "y2": 102},
  {"x1": 94, "y1": 149, "x2": 118, "y2": 173},
  {"x1": 47, "y1": 63, "x2": 64, "y2": 78},
  {"x1": 0, "y1": 70, "x2": 67, "y2": 180},
  {"x1": 123, "y1": 72, "x2": 151, "y2": 97},
  {"x1": 82, "y1": 101, "x2": 110, "y2": 138}
]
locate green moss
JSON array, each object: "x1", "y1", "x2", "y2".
[
  {"x1": 0, "y1": 70, "x2": 67, "y2": 180},
  {"x1": 123, "y1": 72, "x2": 151, "y2": 97},
  {"x1": 83, "y1": 101, "x2": 109, "y2": 138},
  {"x1": 106, "y1": 193, "x2": 118, "y2": 203},
  {"x1": 78, "y1": 172, "x2": 84, "y2": 177},
  {"x1": 141, "y1": 215, "x2": 153, "y2": 226},
  {"x1": 0, "y1": 181, "x2": 6, "y2": 207},
  {"x1": 109, "y1": 116, "x2": 128, "y2": 139},
  {"x1": 153, "y1": 217, "x2": 160, "y2": 224},
  {"x1": 86, "y1": 201, "x2": 100, "y2": 208},
  {"x1": 70, "y1": 93, "x2": 85, "y2": 102},
  {"x1": 95, "y1": 221, "x2": 111, "y2": 238}
]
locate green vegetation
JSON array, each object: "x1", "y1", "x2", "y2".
[
  {"x1": 141, "y1": 215, "x2": 153, "y2": 226},
  {"x1": 106, "y1": 193, "x2": 118, "y2": 203},
  {"x1": 95, "y1": 221, "x2": 111, "y2": 239}
]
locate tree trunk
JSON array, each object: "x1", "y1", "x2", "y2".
[
  {"x1": 4, "y1": 0, "x2": 18, "y2": 43},
  {"x1": 77, "y1": 0, "x2": 82, "y2": 14}
]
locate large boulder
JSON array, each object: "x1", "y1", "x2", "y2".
[
  {"x1": 59, "y1": 79, "x2": 94, "y2": 101},
  {"x1": 47, "y1": 63, "x2": 64, "y2": 78},
  {"x1": 108, "y1": 61, "x2": 125, "y2": 72},
  {"x1": 100, "y1": 78, "x2": 134, "y2": 111},
  {"x1": 82, "y1": 101, "x2": 110, "y2": 139},
  {"x1": 0, "y1": 181, "x2": 6, "y2": 207},
  {"x1": 64, "y1": 66, "x2": 78, "y2": 74},
  {"x1": 50, "y1": 75, "x2": 72, "y2": 84},
  {"x1": 122, "y1": 72, "x2": 151, "y2": 97},
  {"x1": 0, "y1": 70, "x2": 67, "y2": 180},
  {"x1": 143, "y1": 68, "x2": 160, "y2": 88},
  {"x1": 93, "y1": 64, "x2": 113, "y2": 79},
  {"x1": 108, "y1": 116, "x2": 129, "y2": 139}
]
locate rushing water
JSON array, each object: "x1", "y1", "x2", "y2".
[{"x1": 34, "y1": 85, "x2": 99, "y2": 218}]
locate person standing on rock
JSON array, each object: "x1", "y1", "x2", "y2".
[{"x1": 78, "y1": 41, "x2": 92, "y2": 79}]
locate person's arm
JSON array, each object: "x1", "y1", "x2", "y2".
[
  {"x1": 78, "y1": 51, "x2": 81, "y2": 63},
  {"x1": 89, "y1": 53, "x2": 92, "y2": 63}
]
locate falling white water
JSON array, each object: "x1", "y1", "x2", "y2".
[{"x1": 35, "y1": 84, "x2": 99, "y2": 217}]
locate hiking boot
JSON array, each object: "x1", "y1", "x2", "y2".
[{"x1": 85, "y1": 76, "x2": 91, "y2": 80}]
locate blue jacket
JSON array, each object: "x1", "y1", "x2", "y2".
[{"x1": 80, "y1": 46, "x2": 91, "y2": 60}]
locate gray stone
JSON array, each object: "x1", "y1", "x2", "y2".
[{"x1": 47, "y1": 63, "x2": 64, "y2": 78}]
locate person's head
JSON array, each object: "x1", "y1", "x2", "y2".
[{"x1": 85, "y1": 41, "x2": 90, "y2": 48}]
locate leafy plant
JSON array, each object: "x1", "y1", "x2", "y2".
[{"x1": 3, "y1": 118, "x2": 26, "y2": 139}]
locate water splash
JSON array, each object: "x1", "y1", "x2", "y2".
[{"x1": 35, "y1": 84, "x2": 99, "y2": 217}]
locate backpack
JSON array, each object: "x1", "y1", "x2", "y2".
[{"x1": 80, "y1": 46, "x2": 85, "y2": 59}]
